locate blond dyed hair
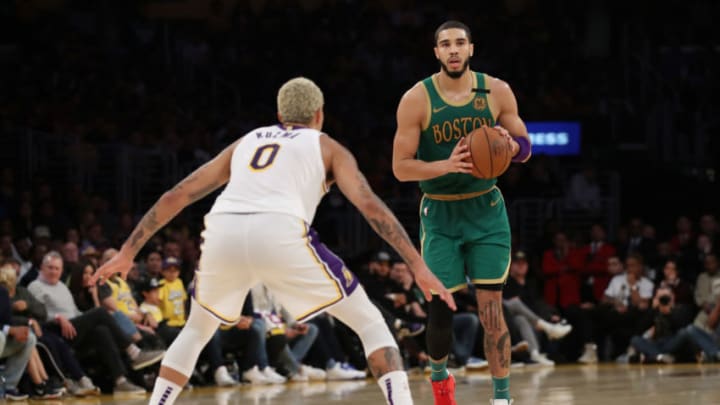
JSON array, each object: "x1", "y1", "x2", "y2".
[
  {"x1": 277, "y1": 77, "x2": 324, "y2": 125},
  {"x1": 0, "y1": 264, "x2": 17, "y2": 290}
]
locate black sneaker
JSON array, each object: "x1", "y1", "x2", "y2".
[
  {"x1": 31, "y1": 381, "x2": 63, "y2": 399},
  {"x1": 5, "y1": 388, "x2": 29, "y2": 401}
]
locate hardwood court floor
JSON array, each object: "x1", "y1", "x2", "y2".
[{"x1": 59, "y1": 363, "x2": 720, "y2": 405}]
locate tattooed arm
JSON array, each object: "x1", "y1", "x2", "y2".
[
  {"x1": 319, "y1": 134, "x2": 456, "y2": 311},
  {"x1": 90, "y1": 139, "x2": 241, "y2": 283}
]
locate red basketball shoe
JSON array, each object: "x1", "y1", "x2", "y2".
[{"x1": 431, "y1": 374, "x2": 457, "y2": 405}]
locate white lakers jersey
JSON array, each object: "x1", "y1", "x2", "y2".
[{"x1": 209, "y1": 124, "x2": 328, "y2": 223}]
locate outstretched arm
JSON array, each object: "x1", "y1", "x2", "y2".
[
  {"x1": 91, "y1": 139, "x2": 241, "y2": 283},
  {"x1": 322, "y1": 135, "x2": 456, "y2": 311}
]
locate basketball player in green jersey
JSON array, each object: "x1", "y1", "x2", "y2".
[{"x1": 392, "y1": 21, "x2": 531, "y2": 405}]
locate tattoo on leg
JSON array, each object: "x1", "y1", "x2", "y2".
[
  {"x1": 497, "y1": 331, "x2": 510, "y2": 369},
  {"x1": 367, "y1": 347, "x2": 404, "y2": 378},
  {"x1": 479, "y1": 300, "x2": 501, "y2": 331}
]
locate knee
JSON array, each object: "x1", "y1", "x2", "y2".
[
  {"x1": 428, "y1": 299, "x2": 454, "y2": 330},
  {"x1": 476, "y1": 298, "x2": 505, "y2": 334},
  {"x1": 305, "y1": 323, "x2": 319, "y2": 341}
]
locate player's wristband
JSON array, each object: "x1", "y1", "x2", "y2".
[{"x1": 511, "y1": 135, "x2": 531, "y2": 162}]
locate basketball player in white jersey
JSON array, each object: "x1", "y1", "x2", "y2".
[{"x1": 92, "y1": 77, "x2": 456, "y2": 405}]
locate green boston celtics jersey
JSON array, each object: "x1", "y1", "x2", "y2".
[{"x1": 418, "y1": 71, "x2": 496, "y2": 194}]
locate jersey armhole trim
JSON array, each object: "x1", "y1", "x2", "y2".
[{"x1": 421, "y1": 83, "x2": 432, "y2": 131}]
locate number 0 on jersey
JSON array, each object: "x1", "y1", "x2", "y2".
[{"x1": 250, "y1": 144, "x2": 281, "y2": 171}]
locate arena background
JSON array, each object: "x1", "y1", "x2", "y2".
[{"x1": 0, "y1": 0, "x2": 718, "y2": 267}]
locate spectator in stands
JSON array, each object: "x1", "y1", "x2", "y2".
[
  {"x1": 684, "y1": 294, "x2": 720, "y2": 362},
  {"x1": 565, "y1": 165, "x2": 601, "y2": 211},
  {"x1": 598, "y1": 253, "x2": 654, "y2": 360},
  {"x1": 577, "y1": 224, "x2": 617, "y2": 302},
  {"x1": 617, "y1": 218, "x2": 656, "y2": 262},
  {"x1": 18, "y1": 243, "x2": 48, "y2": 288},
  {"x1": 669, "y1": 215, "x2": 695, "y2": 256},
  {"x1": 101, "y1": 249, "x2": 160, "y2": 339},
  {"x1": 61, "y1": 241, "x2": 80, "y2": 282},
  {"x1": 0, "y1": 285, "x2": 35, "y2": 400},
  {"x1": 693, "y1": 253, "x2": 720, "y2": 332},
  {"x1": 137, "y1": 250, "x2": 163, "y2": 289},
  {"x1": 157, "y1": 257, "x2": 237, "y2": 387},
  {"x1": 682, "y1": 233, "x2": 716, "y2": 284},
  {"x1": 0, "y1": 265, "x2": 64, "y2": 398},
  {"x1": 357, "y1": 251, "x2": 424, "y2": 339},
  {"x1": 250, "y1": 284, "x2": 337, "y2": 382},
  {"x1": 658, "y1": 259, "x2": 695, "y2": 316},
  {"x1": 699, "y1": 214, "x2": 719, "y2": 251},
  {"x1": 542, "y1": 231, "x2": 581, "y2": 310},
  {"x1": 505, "y1": 251, "x2": 571, "y2": 365},
  {"x1": 218, "y1": 294, "x2": 287, "y2": 384},
  {"x1": 27, "y1": 251, "x2": 163, "y2": 394},
  {"x1": 628, "y1": 286, "x2": 693, "y2": 363}
]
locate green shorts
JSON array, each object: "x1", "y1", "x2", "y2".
[{"x1": 419, "y1": 186, "x2": 511, "y2": 292}]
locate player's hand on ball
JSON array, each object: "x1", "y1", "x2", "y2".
[
  {"x1": 494, "y1": 125, "x2": 519, "y2": 157},
  {"x1": 445, "y1": 137, "x2": 473, "y2": 174},
  {"x1": 413, "y1": 265, "x2": 457, "y2": 311}
]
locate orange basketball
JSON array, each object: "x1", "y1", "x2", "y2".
[{"x1": 466, "y1": 126, "x2": 512, "y2": 179}]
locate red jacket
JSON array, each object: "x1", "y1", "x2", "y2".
[
  {"x1": 576, "y1": 242, "x2": 616, "y2": 301},
  {"x1": 542, "y1": 248, "x2": 582, "y2": 309}
]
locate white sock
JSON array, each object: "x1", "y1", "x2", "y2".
[
  {"x1": 149, "y1": 377, "x2": 182, "y2": 405},
  {"x1": 126, "y1": 344, "x2": 141, "y2": 359},
  {"x1": 377, "y1": 370, "x2": 413, "y2": 405}
]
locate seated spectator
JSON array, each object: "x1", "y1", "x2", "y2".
[
  {"x1": 158, "y1": 257, "x2": 237, "y2": 387},
  {"x1": 357, "y1": 252, "x2": 424, "y2": 339},
  {"x1": 218, "y1": 294, "x2": 287, "y2": 384},
  {"x1": 388, "y1": 261, "x2": 485, "y2": 370},
  {"x1": 0, "y1": 264, "x2": 71, "y2": 398},
  {"x1": 693, "y1": 253, "x2": 720, "y2": 329},
  {"x1": 658, "y1": 259, "x2": 695, "y2": 316},
  {"x1": 542, "y1": 231, "x2": 582, "y2": 311},
  {"x1": 101, "y1": 249, "x2": 163, "y2": 348},
  {"x1": 136, "y1": 251, "x2": 163, "y2": 292},
  {"x1": 575, "y1": 256, "x2": 624, "y2": 364},
  {"x1": 504, "y1": 251, "x2": 571, "y2": 365},
  {"x1": 597, "y1": 253, "x2": 654, "y2": 360},
  {"x1": 305, "y1": 313, "x2": 370, "y2": 380},
  {"x1": 69, "y1": 257, "x2": 146, "y2": 346},
  {"x1": 628, "y1": 286, "x2": 694, "y2": 363},
  {"x1": 577, "y1": 224, "x2": 617, "y2": 302},
  {"x1": 18, "y1": 243, "x2": 48, "y2": 288},
  {"x1": 250, "y1": 284, "x2": 329, "y2": 382},
  {"x1": 27, "y1": 251, "x2": 164, "y2": 394},
  {"x1": 0, "y1": 285, "x2": 35, "y2": 401},
  {"x1": 683, "y1": 294, "x2": 720, "y2": 362}
]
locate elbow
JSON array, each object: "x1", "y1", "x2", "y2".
[{"x1": 392, "y1": 162, "x2": 411, "y2": 182}]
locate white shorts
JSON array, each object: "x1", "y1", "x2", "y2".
[{"x1": 194, "y1": 212, "x2": 359, "y2": 324}]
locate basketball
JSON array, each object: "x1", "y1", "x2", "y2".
[{"x1": 465, "y1": 126, "x2": 513, "y2": 179}]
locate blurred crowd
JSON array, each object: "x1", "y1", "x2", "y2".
[
  {"x1": 0, "y1": 189, "x2": 718, "y2": 399},
  {"x1": 0, "y1": 0, "x2": 719, "y2": 400}
]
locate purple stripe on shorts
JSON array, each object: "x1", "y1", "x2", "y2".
[{"x1": 307, "y1": 227, "x2": 359, "y2": 296}]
